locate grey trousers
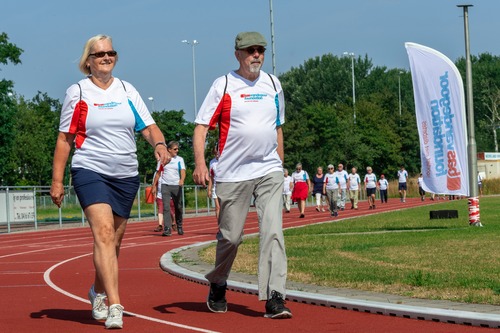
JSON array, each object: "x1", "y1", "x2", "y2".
[
  {"x1": 205, "y1": 171, "x2": 287, "y2": 300},
  {"x1": 326, "y1": 188, "x2": 339, "y2": 212},
  {"x1": 161, "y1": 184, "x2": 183, "y2": 228}
]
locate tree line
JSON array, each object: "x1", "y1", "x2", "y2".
[{"x1": 1, "y1": 32, "x2": 499, "y2": 186}]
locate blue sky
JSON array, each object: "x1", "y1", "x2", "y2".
[{"x1": 1, "y1": 0, "x2": 499, "y2": 122}]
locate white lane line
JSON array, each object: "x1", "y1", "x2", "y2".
[{"x1": 43, "y1": 246, "x2": 220, "y2": 333}]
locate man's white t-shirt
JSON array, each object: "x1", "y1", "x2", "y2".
[
  {"x1": 348, "y1": 173, "x2": 361, "y2": 190},
  {"x1": 195, "y1": 70, "x2": 285, "y2": 182},
  {"x1": 59, "y1": 77, "x2": 154, "y2": 178},
  {"x1": 335, "y1": 170, "x2": 349, "y2": 189},
  {"x1": 398, "y1": 169, "x2": 408, "y2": 183},
  {"x1": 157, "y1": 156, "x2": 186, "y2": 186},
  {"x1": 283, "y1": 175, "x2": 292, "y2": 195}
]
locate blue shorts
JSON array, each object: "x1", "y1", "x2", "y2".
[
  {"x1": 399, "y1": 182, "x2": 407, "y2": 191},
  {"x1": 71, "y1": 168, "x2": 140, "y2": 218},
  {"x1": 366, "y1": 188, "x2": 376, "y2": 196}
]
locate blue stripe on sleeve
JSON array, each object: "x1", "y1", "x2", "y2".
[{"x1": 128, "y1": 99, "x2": 147, "y2": 132}]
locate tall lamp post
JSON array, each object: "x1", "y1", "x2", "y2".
[
  {"x1": 457, "y1": 4, "x2": 481, "y2": 226},
  {"x1": 343, "y1": 52, "x2": 356, "y2": 124},
  {"x1": 182, "y1": 39, "x2": 199, "y2": 120},
  {"x1": 147, "y1": 96, "x2": 155, "y2": 112},
  {"x1": 269, "y1": 0, "x2": 277, "y2": 76}
]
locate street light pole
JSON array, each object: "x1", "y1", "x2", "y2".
[
  {"x1": 147, "y1": 96, "x2": 155, "y2": 112},
  {"x1": 457, "y1": 4, "x2": 481, "y2": 226},
  {"x1": 344, "y1": 52, "x2": 356, "y2": 124},
  {"x1": 269, "y1": 0, "x2": 277, "y2": 76},
  {"x1": 182, "y1": 39, "x2": 199, "y2": 120}
]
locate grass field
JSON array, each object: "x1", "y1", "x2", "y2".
[{"x1": 199, "y1": 196, "x2": 500, "y2": 305}]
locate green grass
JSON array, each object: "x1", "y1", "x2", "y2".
[{"x1": 199, "y1": 196, "x2": 500, "y2": 305}]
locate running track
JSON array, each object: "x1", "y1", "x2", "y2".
[{"x1": 0, "y1": 198, "x2": 497, "y2": 332}]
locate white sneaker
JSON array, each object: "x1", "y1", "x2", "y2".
[
  {"x1": 105, "y1": 304, "x2": 124, "y2": 329},
  {"x1": 88, "y1": 286, "x2": 108, "y2": 320}
]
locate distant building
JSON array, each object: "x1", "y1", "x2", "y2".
[{"x1": 477, "y1": 152, "x2": 500, "y2": 179}]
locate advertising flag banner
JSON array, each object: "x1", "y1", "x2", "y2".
[{"x1": 405, "y1": 42, "x2": 469, "y2": 196}]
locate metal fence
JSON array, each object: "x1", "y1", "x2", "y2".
[
  {"x1": 1, "y1": 184, "x2": 368, "y2": 234},
  {"x1": 0, "y1": 185, "x2": 219, "y2": 234}
]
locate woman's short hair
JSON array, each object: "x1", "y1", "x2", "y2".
[
  {"x1": 366, "y1": 166, "x2": 372, "y2": 172},
  {"x1": 78, "y1": 34, "x2": 116, "y2": 75}
]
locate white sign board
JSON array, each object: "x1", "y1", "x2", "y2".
[{"x1": 0, "y1": 190, "x2": 36, "y2": 224}]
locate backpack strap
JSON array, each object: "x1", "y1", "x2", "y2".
[
  {"x1": 77, "y1": 83, "x2": 82, "y2": 102},
  {"x1": 267, "y1": 73, "x2": 277, "y2": 92}
]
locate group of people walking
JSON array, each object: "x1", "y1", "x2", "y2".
[{"x1": 284, "y1": 164, "x2": 415, "y2": 216}]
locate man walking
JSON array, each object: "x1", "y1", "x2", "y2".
[{"x1": 192, "y1": 31, "x2": 292, "y2": 319}]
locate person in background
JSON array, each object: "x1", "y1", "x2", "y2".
[
  {"x1": 348, "y1": 167, "x2": 361, "y2": 210},
  {"x1": 283, "y1": 168, "x2": 293, "y2": 213},
  {"x1": 152, "y1": 173, "x2": 176, "y2": 232},
  {"x1": 364, "y1": 166, "x2": 378, "y2": 209},
  {"x1": 153, "y1": 141, "x2": 186, "y2": 236},
  {"x1": 312, "y1": 166, "x2": 326, "y2": 212},
  {"x1": 50, "y1": 34, "x2": 169, "y2": 329},
  {"x1": 378, "y1": 174, "x2": 389, "y2": 203},
  {"x1": 335, "y1": 163, "x2": 349, "y2": 210},
  {"x1": 417, "y1": 173, "x2": 426, "y2": 201},
  {"x1": 291, "y1": 163, "x2": 311, "y2": 218},
  {"x1": 397, "y1": 165, "x2": 408, "y2": 203},
  {"x1": 323, "y1": 164, "x2": 338, "y2": 217},
  {"x1": 192, "y1": 31, "x2": 291, "y2": 319},
  {"x1": 478, "y1": 173, "x2": 483, "y2": 197}
]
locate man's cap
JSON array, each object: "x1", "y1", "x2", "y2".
[
  {"x1": 235, "y1": 32, "x2": 267, "y2": 50},
  {"x1": 327, "y1": 164, "x2": 334, "y2": 169}
]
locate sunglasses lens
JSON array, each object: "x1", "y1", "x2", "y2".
[
  {"x1": 245, "y1": 47, "x2": 265, "y2": 54},
  {"x1": 91, "y1": 51, "x2": 117, "y2": 58}
]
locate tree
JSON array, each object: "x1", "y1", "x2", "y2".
[
  {"x1": 0, "y1": 32, "x2": 23, "y2": 185},
  {"x1": 7, "y1": 93, "x2": 60, "y2": 185}
]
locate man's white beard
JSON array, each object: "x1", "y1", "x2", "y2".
[{"x1": 249, "y1": 63, "x2": 262, "y2": 73}]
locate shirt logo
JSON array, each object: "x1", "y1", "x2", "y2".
[
  {"x1": 240, "y1": 93, "x2": 267, "y2": 102},
  {"x1": 94, "y1": 101, "x2": 122, "y2": 109}
]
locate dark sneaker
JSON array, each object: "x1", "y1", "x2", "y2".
[
  {"x1": 162, "y1": 227, "x2": 171, "y2": 237},
  {"x1": 177, "y1": 227, "x2": 184, "y2": 235},
  {"x1": 207, "y1": 283, "x2": 227, "y2": 313},
  {"x1": 264, "y1": 291, "x2": 292, "y2": 319}
]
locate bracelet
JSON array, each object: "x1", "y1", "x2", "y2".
[{"x1": 155, "y1": 142, "x2": 167, "y2": 148}]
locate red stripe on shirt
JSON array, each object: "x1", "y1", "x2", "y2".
[
  {"x1": 209, "y1": 93, "x2": 232, "y2": 157},
  {"x1": 69, "y1": 100, "x2": 89, "y2": 148}
]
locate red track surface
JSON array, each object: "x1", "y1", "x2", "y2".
[{"x1": 0, "y1": 198, "x2": 496, "y2": 332}]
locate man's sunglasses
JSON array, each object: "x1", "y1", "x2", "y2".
[
  {"x1": 89, "y1": 51, "x2": 118, "y2": 58},
  {"x1": 243, "y1": 46, "x2": 266, "y2": 54}
]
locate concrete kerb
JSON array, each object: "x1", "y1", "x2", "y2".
[{"x1": 160, "y1": 240, "x2": 500, "y2": 329}]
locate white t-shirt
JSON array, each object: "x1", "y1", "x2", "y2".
[
  {"x1": 59, "y1": 77, "x2": 154, "y2": 178},
  {"x1": 291, "y1": 170, "x2": 309, "y2": 183},
  {"x1": 379, "y1": 179, "x2": 389, "y2": 190},
  {"x1": 283, "y1": 175, "x2": 292, "y2": 195},
  {"x1": 324, "y1": 173, "x2": 338, "y2": 190},
  {"x1": 334, "y1": 170, "x2": 349, "y2": 189},
  {"x1": 348, "y1": 173, "x2": 361, "y2": 190},
  {"x1": 157, "y1": 156, "x2": 186, "y2": 186},
  {"x1": 398, "y1": 169, "x2": 408, "y2": 183},
  {"x1": 195, "y1": 71, "x2": 285, "y2": 182},
  {"x1": 364, "y1": 173, "x2": 377, "y2": 189},
  {"x1": 418, "y1": 176, "x2": 424, "y2": 187}
]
